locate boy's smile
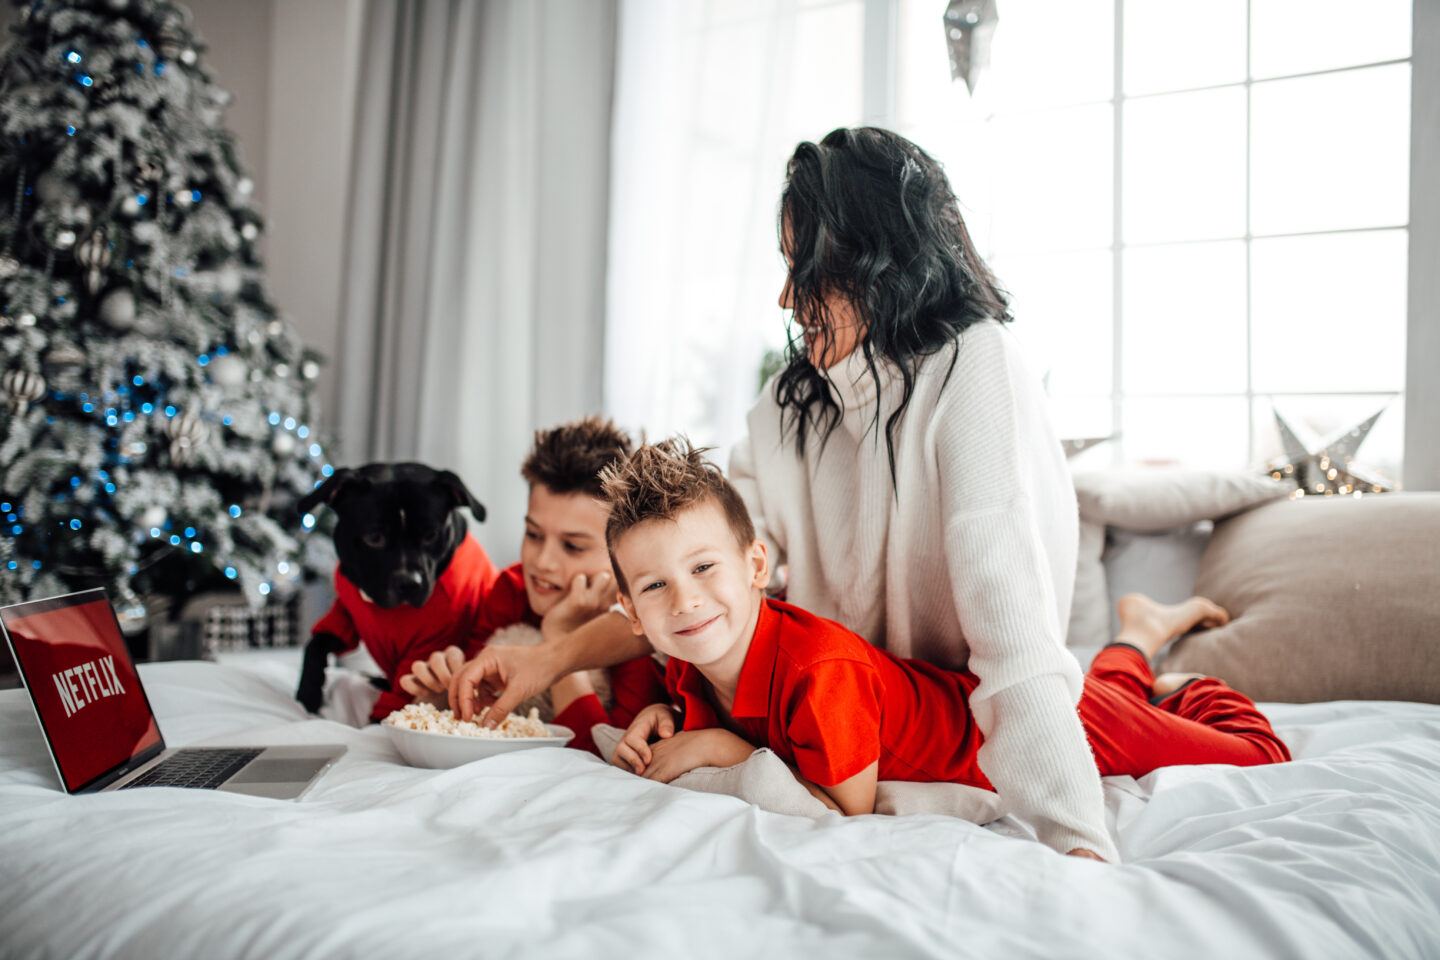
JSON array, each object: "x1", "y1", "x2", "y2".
[
  {"x1": 615, "y1": 500, "x2": 768, "y2": 674},
  {"x1": 521, "y1": 483, "x2": 613, "y2": 616}
]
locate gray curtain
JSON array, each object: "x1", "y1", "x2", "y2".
[{"x1": 336, "y1": 0, "x2": 617, "y2": 563}]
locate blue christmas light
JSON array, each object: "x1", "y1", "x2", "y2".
[
  {"x1": 190, "y1": 542, "x2": 202, "y2": 554},
  {"x1": 267, "y1": 412, "x2": 281, "y2": 426},
  {"x1": 82, "y1": 402, "x2": 94, "y2": 413},
  {"x1": 191, "y1": 189, "x2": 202, "y2": 202},
  {"x1": 136, "y1": 193, "x2": 149, "y2": 206},
  {"x1": 297, "y1": 426, "x2": 310, "y2": 439},
  {"x1": 97, "y1": 470, "x2": 109, "y2": 480},
  {"x1": 69, "y1": 476, "x2": 80, "y2": 488},
  {"x1": 31, "y1": 560, "x2": 41, "y2": 570},
  {"x1": 6, "y1": 561, "x2": 15, "y2": 571},
  {"x1": 224, "y1": 567, "x2": 237, "y2": 580},
  {"x1": 150, "y1": 527, "x2": 161, "y2": 538},
  {"x1": 164, "y1": 405, "x2": 177, "y2": 417},
  {"x1": 78, "y1": 74, "x2": 93, "y2": 87},
  {"x1": 321, "y1": 464, "x2": 334, "y2": 477},
  {"x1": 141, "y1": 403, "x2": 154, "y2": 414},
  {"x1": 278, "y1": 561, "x2": 291, "y2": 575},
  {"x1": 69, "y1": 519, "x2": 82, "y2": 530},
  {"x1": 308, "y1": 443, "x2": 322, "y2": 458},
  {"x1": 137, "y1": 38, "x2": 149, "y2": 48},
  {"x1": 184, "y1": 527, "x2": 196, "y2": 538},
  {"x1": 229, "y1": 505, "x2": 242, "y2": 518},
  {"x1": 132, "y1": 375, "x2": 144, "y2": 386},
  {"x1": 66, "y1": 125, "x2": 76, "y2": 137},
  {"x1": 6, "y1": 513, "x2": 15, "y2": 522},
  {"x1": 66, "y1": 51, "x2": 82, "y2": 63},
  {"x1": 155, "y1": 62, "x2": 165, "y2": 76},
  {"x1": 302, "y1": 513, "x2": 316, "y2": 530},
  {"x1": 0, "y1": 503, "x2": 10, "y2": 512},
  {"x1": 104, "y1": 483, "x2": 116, "y2": 494},
  {"x1": 168, "y1": 534, "x2": 181, "y2": 545},
  {"x1": 283, "y1": 417, "x2": 296, "y2": 431},
  {"x1": 106, "y1": 415, "x2": 118, "y2": 427},
  {"x1": 198, "y1": 354, "x2": 210, "y2": 366},
  {"x1": 222, "y1": 416, "x2": 233, "y2": 426},
  {"x1": 123, "y1": 412, "x2": 135, "y2": 423},
  {"x1": 11, "y1": 525, "x2": 21, "y2": 535},
  {"x1": 258, "y1": 582, "x2": 272, "y2": 596},
  {"x1": 216, "y1": 346, "x2": 229, "y2": 356}
]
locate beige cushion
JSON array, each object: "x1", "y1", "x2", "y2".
[
  {"x1": 1161, "y1": 493, "x2": 1440, "y2": 703},
  {"x1": 1075, "y1": 468, "x2": 1290, "y2": 533}
]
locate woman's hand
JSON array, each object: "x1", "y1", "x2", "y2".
[
  {"x1": 397, "y1": 646, "x2": 465, "y2": 708},
  {"x1": 611, "y1": 704, "x2": 677, "y2": 774},
  {"x1": 1066, "y1": 848, "x2": 1107, "y2": 862}
]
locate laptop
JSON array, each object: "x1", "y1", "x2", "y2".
[{"x1": 1, "y1": 588, "x2": 345, "y2": 798}]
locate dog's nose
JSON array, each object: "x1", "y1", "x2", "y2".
[{"x1": 391, "y1": 570, "x2": 424, "y2": 589}]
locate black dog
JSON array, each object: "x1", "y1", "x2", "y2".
[{"x1": 295, "y1": 463, "x2": 496, "y2": 720}]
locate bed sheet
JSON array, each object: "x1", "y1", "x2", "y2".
[{"x1": 1, "y1": 660, "x2": 1437, "y2": 960}]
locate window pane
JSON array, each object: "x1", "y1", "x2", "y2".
[
  {"x1": 1122, "y1": 397, "x2": 1251, "y2": 467},
  {"x1": 1251, "y1": 0, "x2": 1412, "y2": 79},
  {"x1": 1047, "y1": 396, "x2": 1117, "y2": 455},
  {"x1": 1122, "y1": 241, "x2": 1247, "y2": 395},
  {"x1": 1123, "y1": 87, "x2": 1246, "y2": 243},
  {"x1": 784, "y1": 3, "x2": 865, "y2": 138},
  {"x1": 983, "y1": 0, "x2": 1115, "y2": 110},
  {"x1": 1124, "y1": 0, "x2": 1246, "y2": 95},
  {"x1": 988, "y1": 104, "x2": 1114, "y2": 254},
  {"x1": 1252, "y1": 396, "x2": 1405, "y2": 487},
  {"x1": 1250, "y1": 64, "x2": 1411, "y2": 235},
  {"x1": 1250, "y1": 230, "x2": 1409, "y2": 394},
  {"x1": 992, "y1": 250, "x2": 1114, "y2": 396}
]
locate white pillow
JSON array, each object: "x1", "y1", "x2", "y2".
[
  {"x1": 1066, "y1": 520, "x2": 1110, "y2": 649},
  {"x1": 590, "y1": 724, "x2": 1006, "y2": 823},
  {"x1": 1074, "y1": 468, "x2": 1290, "y2": 533}
]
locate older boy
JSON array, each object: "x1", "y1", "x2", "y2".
[
  {"x1": 399, "y1": 416, "x2": 666, "y2": 754},
  {"x1": 602, "y1": 439, "x2": 1290, "y2": 819}
]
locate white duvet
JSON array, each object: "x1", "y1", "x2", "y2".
[{"x1": 1, "y1": 660, "x2": 1438, "y2": 960}]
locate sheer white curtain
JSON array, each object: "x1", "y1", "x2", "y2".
[
  {"x1": 337, "y1": 0, "x2": 617, "y2": 563},
  {"x1": 604, "y1": 0, "x2": 867, "y2": 455}
]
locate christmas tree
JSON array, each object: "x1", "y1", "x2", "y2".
[{"x1": 0, "y1": 0, "x2": 334, "y2": 618}]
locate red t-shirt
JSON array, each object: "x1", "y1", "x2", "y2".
[
  {"x1": 310, "y1": 533, "x2": 499, "y2": 719},
  {"x1": 665, "y1": 598, "x2": 991, "y2": 789},
  {"x1": 468, "y1": 562, "x2": 541, "y2": 645}
]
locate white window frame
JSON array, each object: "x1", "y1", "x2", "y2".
[{"x1": 862, "y1": 0, "x2": 1439, "y2": 489}]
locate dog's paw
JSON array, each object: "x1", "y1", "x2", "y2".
[{"x1": 487, "y1": 623, "x2": 544, "y2": 648}]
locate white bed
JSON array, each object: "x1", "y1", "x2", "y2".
[{"x1": 1, "y1": 659, "x2": 1438, "y2": 959}]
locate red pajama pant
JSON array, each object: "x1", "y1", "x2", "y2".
[
  {"x1": 553, "y1": 654, "x2": 669, "y2": 757},
  {"x1": 1079, "y1": 643, "x2": 1291, "y2": 775}
]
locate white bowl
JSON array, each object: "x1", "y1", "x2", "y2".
[{"x1": 384, "y1": 722, "x2": 574, "y2": 769}]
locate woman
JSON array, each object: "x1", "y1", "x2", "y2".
[{"x1": 728, "y1": 127, "x2": 1114, "y2": 861}]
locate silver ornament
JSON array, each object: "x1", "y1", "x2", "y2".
[
  {"x1": 0, "y1": 254, "x2": 19, "y2": 278},
  {"x1": 98, "y1": 288, "x2": 137, "y2": 329},
  {"x1": 301, "y1": 360, "x2": 320, "y2": 380},
  {"x1": 240, "y1": 223, "x2": 259, "y2": 241},
  {"x1": 17, "y1": 313, "x2": 36, "y2": 328},
  {"x1": 208, "y1": 354, "x2": 247, "y2": 387},
  {"x1": 2, "y1": 368, "x2": 46, "y2": 413},
  {"x1": 273, "y1": 363, "x2": 290, "y2": 378},
  {"x1": 141, "y1": 505, "x2": 167, "y2": 529},
  {"x1": 165, "y1": 410, "x2": 208, "y2": 465},
  {"x1": 54, "y1": 229, "x2": 76, "y2": 250},
  {"x1": 180, "y1": 48, "x2": 197, "y2": 65},
  {"x1": 237, "y1": 177, "x2": 254, "y2": 196},
  {"x1": 74, "y1": 229, "x2": 112, "y2": 293}
]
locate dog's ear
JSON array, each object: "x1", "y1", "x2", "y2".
[
  {"x1": 298, "y1": 467, "x2": 359, "y2": 515},
  {"x1": 433, "y1": 470, "x2": 486, "y2": 522}
]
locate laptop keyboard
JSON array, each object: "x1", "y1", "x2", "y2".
[{"x1": 120, "y1": 748, "x2": 264, "y2": 790}]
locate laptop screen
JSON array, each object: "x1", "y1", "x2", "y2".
[{"x1": 1, "y1": 589, "x2": 164, "y2": 793}]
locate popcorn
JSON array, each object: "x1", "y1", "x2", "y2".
[{"x1": 383, "y1": 702, "x2": 549, "y2": 738}]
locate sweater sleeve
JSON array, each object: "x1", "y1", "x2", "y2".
[
  {"x1": 935, "y1": 337, "x2": 1118, "y2": 862},
  {"x1": 729, "y1": 415, "x2": 787, "y2": 595}
]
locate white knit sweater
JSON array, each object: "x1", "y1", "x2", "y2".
[{"x1": 729, "y1": 320, "x2": 1117, "y2": 861}]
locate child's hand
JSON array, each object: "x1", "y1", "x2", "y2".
[
  {"x1": 642, "y1": 729, "x2": 755, "y2": 783},
  {"x1": 541, "y1": 572, "x2": 616, "y2": 640},
  {"x1": 612, "y1": 703, "x2": 676, "y2": 774},
  {"x1": 398, "y1": 646, "x2": 465, "y2": 708}
]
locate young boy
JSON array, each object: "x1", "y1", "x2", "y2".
[
  {"x1": 398, "y1": 416, "x2": 666, "y2": 755},
  {"x1": 602, "y1": 439, "x2": 1290, "y2": 816}
]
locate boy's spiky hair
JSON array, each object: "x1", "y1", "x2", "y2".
[
  {"x1": 521, "y1": 416, "x2": 634, "y2": 498},
  {"x1": 600, "y1": 437, "x2": 757, "y2": 594}
]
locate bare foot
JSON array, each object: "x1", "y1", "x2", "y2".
[
  {"x1": 1114, "y1": 594, "x2": 1230, "y2": 660},
  {"x1": 1153, "y1": 672, "x2": 1208, "y2": 699},
  {"x1": 548, "y1": 670, "x2": 596, "y2": 716}
]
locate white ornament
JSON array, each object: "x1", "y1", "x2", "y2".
[
  {"x1": 54, "y1": 229, "x2": 76, "y2": 249},
  {"x1": 273, "y1": 363, "x2": 290, "y2": 378},
  {"x1": 133, "y1": 222, "x2": 160, "y2": 243},
  {"x1": 272, "y1": 432, "x2": 296, "y2": 455},
  {"x1": 0, "y1": 254, "x2": 18, "y2": 278},
  {"x1": 2, "y1": 368, "x2": 46, "y2": 413},
  {"x1": 209, "y1": 354, "x2": 247, "y2": 387},
  {"x1": 217, "y1": 267, "x2": 242, "y2": 296},
  {"x1": 173, "y1": 190, "x2": 192, "y2": 208},
  {"x1": 98, "y1": 288, "x2": 137, "y2": 329},
  {"x1": 17, "y1": 313, "x2": 36, "y2": 328},
  {"x1": 121, "y1": 196, "x2": 141, "y2": 217},
  {"x1": 240, "y1": 223, "x2": 259, "y2": 241},
  {"x1": 237, "y1": 177, "x2": 254, "y2": 196},
  {"x1": 180, "y1": 48, "x2": 197, "y2": 65},
  {"x1": 141, "y1": 505, "x2": 167, "y2": 529},
  {"x1": 301, "y1": 360, "x2": 320, "y2": 380}
]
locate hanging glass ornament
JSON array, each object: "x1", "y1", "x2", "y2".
[
  {"x1": 74, "y1": 228, "x2": 112, "y2": 293},
  {"x1": 98, "y1": 287, "x2": 137, "y2": 329},
  {"x1": 165, "y1": 410, "x2": 208, "y2": 466},
  {"x1": 2, "y1": 368, "x2": 46, "y2": 413}
]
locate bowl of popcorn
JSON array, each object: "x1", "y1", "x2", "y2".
[{"x1": 382, "y1": 702, "x2": 573, "y2": 769}]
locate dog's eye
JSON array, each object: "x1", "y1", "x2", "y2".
[
  {"x1": 421, "y1": 528, "x2": 441, "y2": 545},
  {"x1": 362, "y1": 532, "x2": 386, "y2": 549}
]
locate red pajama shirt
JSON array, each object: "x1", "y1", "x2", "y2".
[
  {"x1": 310, "y1": 533, "x2": 498, "y2": 722},
  {"x1": 478, "y1": 563, "x2": 668, "y2": 757},
  {"x1": 664, "y1": 598, "x2": 1288, "y2": 790}
]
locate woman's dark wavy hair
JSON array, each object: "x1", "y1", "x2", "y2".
[{"x1": 774, "y1": 127, "x2": 1012, "y2": 482}]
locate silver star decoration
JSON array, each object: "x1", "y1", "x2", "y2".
[
  {"x1": 1265, "y1": 405, "x2": 1394, "y2": 498},
  {"x1": 944, "y1": 0, "x2": 999, "y2": 95}
]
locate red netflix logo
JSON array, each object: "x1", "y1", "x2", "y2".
[{"x1": 52, "y1": 655, "x2": 126, "y2": 719}]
